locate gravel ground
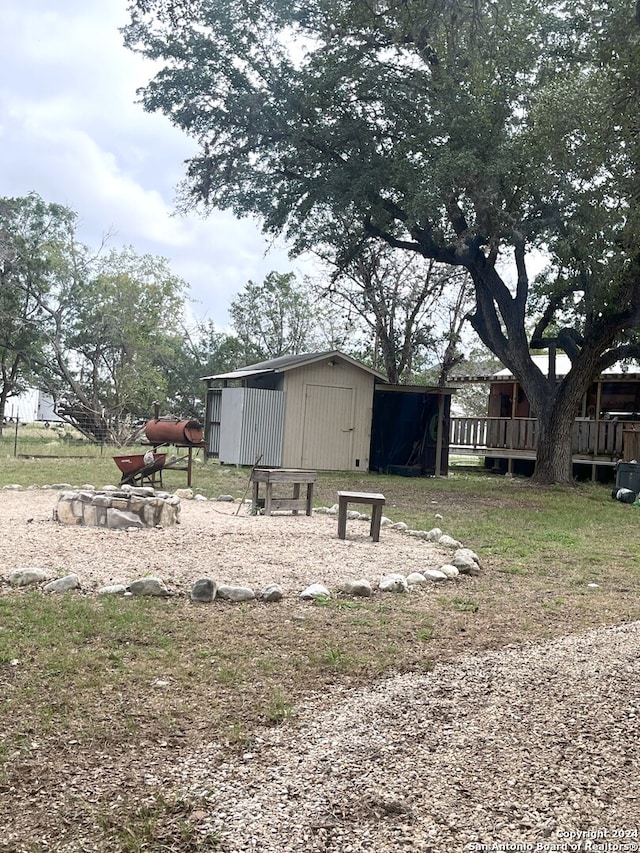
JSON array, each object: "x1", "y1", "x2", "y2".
[
  {"x1": 3, "y1": 489, "x2": 640, "y2": 852},
  {"x1": 171, "y1": 621, "x2": 640, "y2": 852},
  {"x1": 0, "y1": 490, "x2": 455, "y2": 594}
]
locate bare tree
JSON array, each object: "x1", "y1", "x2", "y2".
[{"x1": 322, "y1": 244, "x2": 473, "y2": 384}]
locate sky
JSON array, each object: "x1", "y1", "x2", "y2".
[{"x1": 0, "y1": 0, "x2": 313, "y2": 328}]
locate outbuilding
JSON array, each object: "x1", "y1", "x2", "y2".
[{"x1": 202, "y1": 351, "x2": 386, "y2": 471}]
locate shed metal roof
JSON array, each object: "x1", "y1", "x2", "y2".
[{"x1": 201, "y1": 350, "x2": 388, "y2": 382}]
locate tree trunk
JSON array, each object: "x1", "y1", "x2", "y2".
[{"x1": 531, "y1": 400, "x2": 575, "y2": 484}]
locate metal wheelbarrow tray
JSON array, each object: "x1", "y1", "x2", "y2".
[{"x1": 113, "y1": 453, "x2": 167, "y2": 486}]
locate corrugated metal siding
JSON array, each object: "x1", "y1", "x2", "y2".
[
  {"x1": 205, "y1": 389, "x2": 222, "y2": 457},
  {"x1": 219, "y1": 387, "x2": 284, "y2": 466}
]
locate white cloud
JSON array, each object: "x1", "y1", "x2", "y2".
[{"x1": 0, "y1": 0, "x2": 318, "y2": 327}]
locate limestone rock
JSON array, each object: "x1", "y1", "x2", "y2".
[
  {"x1": 299, "y1": 583, "x2": 331, "y2": 600},
  {"x1": 97, "y1": 584, "x2": 127, "y2": 596},
  {"x1": 107, "y1": 508, "x2": 144, "y2": 530},
  {"x1": 439, "y1": 564, "x2": 461, "y2": 579},
  {"x1": 341, "y1": 578, "x2": 374, "y2": 597},
  {"x1": 191, "y1": 578, "x2": 217, "y2": 603},
  {"x1": 128, "y1": 577, "x2": 170, "y2": 597},
  {"x1": 217, "y1": 584, "x2": 255, "y2": 602},
  {"x1": 452, "y1": 549, "x2": 481, "y2": 575},
  {"x1": 43, "y1": 574, "x2": 80, "y2": 593},
  {"x1": 425, "y1": 527, "x2": 443, "y2": 541},
  {"x1": 260, "y1": 583, "x2": 284, "y2": 602},
  {"x1": 406, "y1": 572, "x2": 428, "y2": 586},
  {"x1": 438, "y1": 534, "x2": 463, "y2": 548},
  {"x1": 174, "y1": 488, "x2": 193, "y2": 499},
  {"x1": 423, "y1": 568, "x2": 448, "y2": 582},
  {"x1": 379, "y1": 573, "x2": 409, "y2": 593},
  {"x1": 216, "y1": 494, "x2": 235, "y2": 502},
  {"x1": 9, "y1": 568, "x2": 48, "y2": 587},
  {"x1": 455, "y1": 547, "x2": 482, "y2": 568}
]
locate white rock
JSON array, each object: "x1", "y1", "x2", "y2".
[
  {"x1": 380, "y1": 516, "x2": 393, "y2": 527},
  {"x1": 451, "y1": 551, "x2": 481, "y2": 576},
  {"x1": 341, "y1": 578, "x2": 374, "y2": 597},
  {"x1": 423, "y1": 569, "x2": 448, "y2": 582},
  {"x1": 174, "y1": 488, "x2": 193, "y2": 499},
  {"x1": 97, "y1": 584, "x2": 128, "y2": 596},
  {"x1": 425, "y1": 527, "x2": 443, "y2": 541},
  {"x1": 43, "y1": 574, "x2": 81, "y2": 593},
  {"x1": 3, "y1": 484, "x2": 23, "y2": 491},
  {"x1": 9, "y1": 568, "x2": 48, "y2": 587},
  {"x1": 455, "y1": 547, "x2": 481, "y2": 567},
  {"x1": 406, "y1": 572, "x2": 428, "y2": 585},
  {"x1": 217, "y1": 584, "x2": 256, "y2": 602},
  {"x1": 439, "y1": 564, "x2": 461, "y2": 579},
  {"x1": 194, "y1": 494, "x2": 208, "y2": 501},
  {"x1": 128, "y1": 577, "x2": 170, "y2": 597},
  {"x1": 379, "y1": 573, "x2": 409, "y2": 593},
  {"x1": 299, "y1": 583, "x2": 331, "y2": 600},
  {"x1": 391, "y1": 522, "x2": 408, "y2": 531},
  {"x1": 438, "y1": 534, "x2": 462, "y2": 548}
]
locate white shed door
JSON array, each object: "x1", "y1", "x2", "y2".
[{"x1": 301, "y1": 384, "x2": 354, "y2": 469}]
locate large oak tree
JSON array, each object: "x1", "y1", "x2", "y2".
[{"x1": 125, "y1": 0, "x2": 640, "y2": 482}]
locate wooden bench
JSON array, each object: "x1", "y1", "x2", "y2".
[
  {"x1": 337, "y1": 491, "x2": 386, "y2": 542},
  {"x1": 250, "y1": 468, "x2": 316, "y2": 516}
]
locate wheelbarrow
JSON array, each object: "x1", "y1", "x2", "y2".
[{"x1": 113, "y1": 453, "x2": 167, "y2": 487}]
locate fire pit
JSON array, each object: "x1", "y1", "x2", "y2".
[{"x1": 56, "y1": 487, "x2": 181, "y2": 529}]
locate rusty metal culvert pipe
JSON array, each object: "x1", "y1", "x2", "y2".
[{"x1": 144, "y1": 418, "x2": 204, "y2": 446}]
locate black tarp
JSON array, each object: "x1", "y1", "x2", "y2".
[{"x1": 370, "y1": 387, "x2": 450, "y2": 475}]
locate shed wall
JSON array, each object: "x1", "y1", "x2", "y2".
[
  {"x1": 219, "y1": 387, "x2": 284, "y2": 466},
  {"x1": 280, "y1": 358, "x2": 375, "y2": 470}
]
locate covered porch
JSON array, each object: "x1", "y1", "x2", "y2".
[
  {"x1": 449, "y1": 415, "x2": 635, "y2": 478},
  {"x1": 450, "y1": 354, "x2": 640, "y2": 479}
]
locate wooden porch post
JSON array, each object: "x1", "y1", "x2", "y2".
[
  {"x1": 593, "y1": 380, "x2": 603, "y2": 481},
  {"x1": 435, "y1": 394, "x2": 444, "y2": 477},
  {"x1": 508, "y1": 381, "x2": 517, "y2": 474}
]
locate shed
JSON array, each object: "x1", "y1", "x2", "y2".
[{"x1": 202, "y1": 351, "x2": 386, "y2": 471}]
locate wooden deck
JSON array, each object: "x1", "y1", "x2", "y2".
[{"x1": 449, "y1": 416, "x2": 629, "y2": 471}]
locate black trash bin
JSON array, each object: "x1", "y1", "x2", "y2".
[{"x1": 615, "y1": 461, "x2": 640, "y2": 492}]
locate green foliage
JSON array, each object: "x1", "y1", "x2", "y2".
[
  {"x1": 228, "y1": 271, "x2": 321, "y2": 360},
  {"x1": 125, "y1": 0, "x2": 640, "y2": 483},
  {"x1": 61, "y1": 247, "x2": 189, "y2": 432},
  {"x1": 0, "y1": 193, "x2": 80, "y2": 426},
  {"x1": 0, "y1": 193, "x2": 198, "y2": 443}
]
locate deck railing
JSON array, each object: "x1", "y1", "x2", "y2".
[{"x1": 450, "y1": 416, "x2": 624, "y2": 458}]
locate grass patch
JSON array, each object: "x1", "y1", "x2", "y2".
[{"x1": 3, "y1": 442, "x2": 640, "y2": 848}]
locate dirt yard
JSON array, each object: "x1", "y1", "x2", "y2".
[
  {"x1": 1, "y1": 489, "x2": 640, "y2": 852},
  {"x1": 0, "y1": 490, "x2": 456, "y2": 594}
]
